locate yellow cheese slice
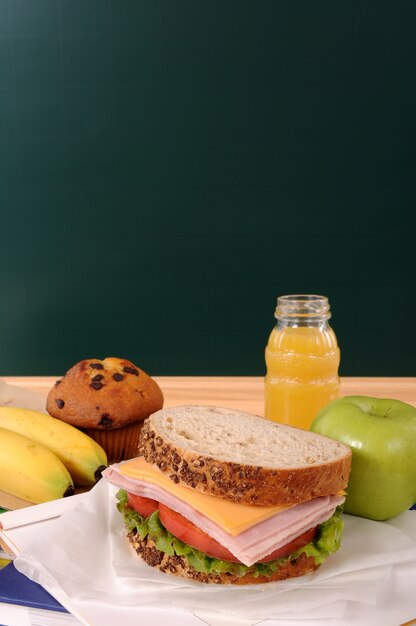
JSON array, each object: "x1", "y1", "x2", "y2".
[{"x1": 119, "y1": 457, "x2": 293, "y2": 536}]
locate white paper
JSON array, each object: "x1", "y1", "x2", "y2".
[
  {"x1": 0, "y1": 379, "x2": 47, "y2": 414},
  {"x1": 11, "y1": 479, "x2": 416, "y2": 625},
  {"x1": 0, "y1": 493, "x2": 88, "y2": 530}
]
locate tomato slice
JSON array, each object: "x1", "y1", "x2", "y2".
[
  {"x1": 159, "y1": 503, "x2": 240, "y2": 562},
  {"x1": 158, "y1": 503, "x2": 317, "y2": 564},
  {"x1": 127, "y1": 493, "x2": 159, "y2": 518}
]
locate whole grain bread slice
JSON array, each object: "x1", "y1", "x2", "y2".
[
  {"x1": 138, "y1": 405, "x2": 352, "y2": 506},
  {"x1": 128, "y1": 531, "x2": 319, "y2": 584}
]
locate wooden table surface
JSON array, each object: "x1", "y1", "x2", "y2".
[{"x1": 4, "y1": 375, "x2": 416, "y2": 415}]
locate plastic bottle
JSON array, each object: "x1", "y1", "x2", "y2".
[{"x1": 265, "y1": 294, "x2": 340, "y2": 429}]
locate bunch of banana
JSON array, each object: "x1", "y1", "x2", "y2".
[
  {"x1": 0, "y1": 406, "x2": 108, "y2": 504},
  {"x1": 0, "y1": 427, "x2": 74, "y2": 503}
]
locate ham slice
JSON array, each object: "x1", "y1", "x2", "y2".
[{"x1": 104, "y1": 465, "x2": 344, "y2": 566}]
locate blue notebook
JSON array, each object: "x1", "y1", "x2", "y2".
[{"x1": 0, "y1": 562, "x2": 68, "y2": 613}]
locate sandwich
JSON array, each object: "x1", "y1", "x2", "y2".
[{"x1": 104, "y1": 405, "x2": 352, "y2": 585}]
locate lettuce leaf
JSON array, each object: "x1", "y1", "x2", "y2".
[{"x1": 116, "y1": 490, "x2": 344, "y2": 579}]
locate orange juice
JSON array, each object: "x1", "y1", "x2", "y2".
[{"x1": 265, "y1": 295, "x2": 340, "y2": 429}]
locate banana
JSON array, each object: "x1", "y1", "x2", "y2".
[
  {"x1": 0, "y1": 427, "x2": 74, "y2": 503},
  {"x1": 0, "y1": 406, "x2": 108, "y2": 487}
]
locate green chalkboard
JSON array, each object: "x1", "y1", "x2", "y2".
[{"x1": 0, "y1": 0, "x2": 415, "y2": 376}]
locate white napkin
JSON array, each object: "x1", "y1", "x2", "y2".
[
  {"x1": 12, "y1": 479, "x2": 416, "y2": 624},
  {"x1": 0, "y1": 493, "x2": 89, "y2": 531},
  {"x1": 0, "y1": 378, "x2": 47, "y2": 413}
]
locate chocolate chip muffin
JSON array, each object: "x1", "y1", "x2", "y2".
[{"x1": 46, "y1": 357, "x2": 164, "y2": 463}]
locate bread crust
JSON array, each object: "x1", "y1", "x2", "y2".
[
  {"x1": 47, "y1": 357, "x2": 163, "y2": 429},
  {"x1": 138, "y1": 417, "x2": 351, "y2": 506},
  {"x1": 127, "y1": 531, "x2": 319, "y2": 585}
]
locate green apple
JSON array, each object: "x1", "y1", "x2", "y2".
[{"x1": 311, "y1": 395, "x2": 416, "y2": 521}]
